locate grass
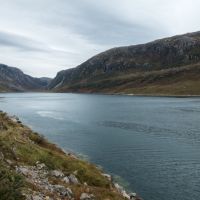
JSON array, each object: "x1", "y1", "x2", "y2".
[
  {"x1": 0, "y1": 112, "x2": 125, "y2": 199},
  {"x1": 55, "y1": 63, "x2": 200, "y2": 96},
  {"x1": 0, "y1": 162, "x2": 25, "y2": 200}
]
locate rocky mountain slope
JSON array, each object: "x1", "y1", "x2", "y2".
[
  {"x1": 48, "y1": 31, "x2": 200, "y2": 95},
  {"x1": 0, "y1": 64, "x2": 51, "y2": 92},
  {"x1": 0, "y1": 112, "x2": 140, "y2": 200}
]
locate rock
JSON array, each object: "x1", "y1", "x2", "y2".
[
  {"x1": 84, "y1": 182, "x2": 88, "y2": 186},
  {"x1": 36, "y1": 162, "x2": 46, "y2": 170},
  {"x1": 102, "y1": 173, "x2": 112, "y2": 181},
  {"x1": 53, "y1": 184, "x2": 65, "y2": 192},
  {"x1": 0, "y1": 152, "x2": 4, "y2": 160},
  {"x1": 6, "y1": 159, "x2": 13, "y2": 165},
  {"x1": 53, "y1": 185, "x2": 73, "y2": 198},
  {"x1": 130, "y1": 197, "x2": 136, "y2": 200},
  {"x1": 121, "y1": 190, "x2": 130, "y2": 199},
  {"x1": 31, "y1": 195, "x2": 43, "y2": 200},
  {"x1": 10, "y1": 115, "x2": 20, "y2": 123},
  {"x1": 130, "y1": 193, "x2": 137, "y2": 199},
  {"x1": 16, "y1": 166, "x2": 30, "y2": 176},
  {"x1": 69, "y1": 174, "x2": 79, "y2": 184},
  {"x1": 114, "y1": 183, "x2": 123, "y2": 193},
  {"x1": 63, "y1": 176, "x2": 70, "y2": 184},
  {"x1": 65, "y1": 187, "x2": 73, "y2": 198},
  {"x1": 50, "y1": 170, "x2": 64, "y2": 178},
  {"x1": 73, "y1": 170, "x2": 78, "y2": 175},
  {"x1": 15, "y1": 164, "x2": 76, "y2": 199},
  {"x1": 85, "y1": 188, "x2": 90, "y2": 193},
  {"x1": 12, "y1": 146, "x2": 17, "y2": 156},
  {"x1": 16, "y1": 166, "x2": 39, "y2": 179},
  {"x1": 80, "y1": 193, "x2": 95, "y2": 200},
  {"x1": 114, "y1": 183, "x2": 131, "y2": 199},
  {"x1": 80, "y1": 193, "x2": 89, "y2": 200}
]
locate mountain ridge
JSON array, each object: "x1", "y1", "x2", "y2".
[
  {"x1": 0, "y1": 64, "x2": 52, "y2": 92},
  {"x1": 48, "y1": 31, "x2": 200, "y2": 95},
  {"x1": 1, "y1": 31, "x2": 200, "y2": 95}
]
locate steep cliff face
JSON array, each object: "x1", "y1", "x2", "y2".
[
  {"x1": 0, "y1": 64, "x2": 51, "y2": 92},
  {"x1": 49, "y1": 31, "x2": 200, "y2": 94}
]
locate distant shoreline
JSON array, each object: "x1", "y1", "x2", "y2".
[{"x1": 1, "y1": 91, "x2": 200, "y2": 98}]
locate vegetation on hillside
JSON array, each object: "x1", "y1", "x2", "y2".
[{"x1": 55, "y1": 63, "x2": 200, "y2": 96}]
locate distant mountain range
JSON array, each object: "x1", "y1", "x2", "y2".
[
  {"x1": 1, "y1": 31, "x2": 200, "y2": 95},
  {"x1": 0, "y1": 64, "x2": 51, "y2": 92}
]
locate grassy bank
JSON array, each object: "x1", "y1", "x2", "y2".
[{"x1": 0, "y1": 112, "x2": 132, "y2": 200}]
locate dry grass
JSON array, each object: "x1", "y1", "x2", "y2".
[
  {"x1": 0, "y1": 112, "x2": 125, "y2": 199},
  {"x1": 56, "y1": 63, "x2": 200, "y2": 96}
]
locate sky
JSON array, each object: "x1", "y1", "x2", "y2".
[{"x1": 0, "y1": 0, "x2": 200, "y2": 78}]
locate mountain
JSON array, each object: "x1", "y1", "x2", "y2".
[
  {"x1": 0, "y1": 64, "x2": 52, "y2": 92},
  {"x1": 49, "y1": 31, "x2": 200, "y2": 95}
]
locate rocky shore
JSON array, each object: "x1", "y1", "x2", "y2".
[{"x1": 0, "y1": 111, "x2": 142, "y2": 200}]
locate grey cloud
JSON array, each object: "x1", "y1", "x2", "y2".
[
  {"x1": 0, "y1": 31, "x2": 47, "y2": 52},
  {"x1": 0, "y1": 0, "x2": 199, "y2": 77},
  {"x1": 42, "y1": 0, "x2": 166, "y2": 46}
]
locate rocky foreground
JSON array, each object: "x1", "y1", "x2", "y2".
[{"x1": 0, "y1": 111, "x2": 142, "y2": 200}]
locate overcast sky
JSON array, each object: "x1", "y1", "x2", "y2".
[{"x1": 0, "y1": 0, "x2": 200, "y2": 77}]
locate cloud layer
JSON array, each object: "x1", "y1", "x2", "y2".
[{"x1": 0, "y1": 0, "x2": 200, "y2": 77}]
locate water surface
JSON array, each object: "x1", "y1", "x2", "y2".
[{"x1": 1, "y1": 93, "x2": 200, "y2": 200}]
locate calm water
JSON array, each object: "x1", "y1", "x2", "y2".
[{"x1": 1, "y1": 93, "x2": 200, "y2": 200}]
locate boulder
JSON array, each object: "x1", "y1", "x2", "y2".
[
  {"x1": 84, "y1": 182, "x2": 88, "y2": 186},
  {"x1": 130, "y1": 193, "x2": 137, "y2": 199},
  {"x1": 31, "y1": 195, "x2": 43, "y2": 200},
  {"x1": 121, "y1": 190, "x2": 130, "y2": 199},
  {"x1": 63, "y1": 176, "x2": 70, "y2": 184},
  {"x1": 16, "y1": 166, "x2": 30, "y2": 176},
  {"x1": 53, "y1": 185, "x2": 73, "y2": 198},
  {"x1": 6, "y1": 159, "x2": 14, "y2": 165},
  {"x1": 10, "y1": 115, "x2": 21, "y2": 123},
  {"x1": 65, "y1": 187, "x2": 73, "y2": 198},
  {"x1": 80, "y1": 193, "x2": 95, "y2": 200},
  {"x1": 69, "y1": 174, "x2": 79, "y2": 184},
  {"x1": 114, "y1": 183, "x2": 123, "y2": 193},
  {"x1": 102, "y1": 173, "x2": 112, "y2": 181},
  {"x1": 50, "y1": 170, "x2": 64, "y2": 178},
  {"x1": 114, "y1": 183, "x2": 132, "y2": 199},
  {"x1": 36, "y1": 162, "x2": 46, "y2": 170}
]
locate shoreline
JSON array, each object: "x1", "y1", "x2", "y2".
[
  {"x1": 0, "y1": 111, "x2": 142, "y2": 200},
  {"x1": 1, "y1": 91, "x2": 200, "y2": 98}
]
